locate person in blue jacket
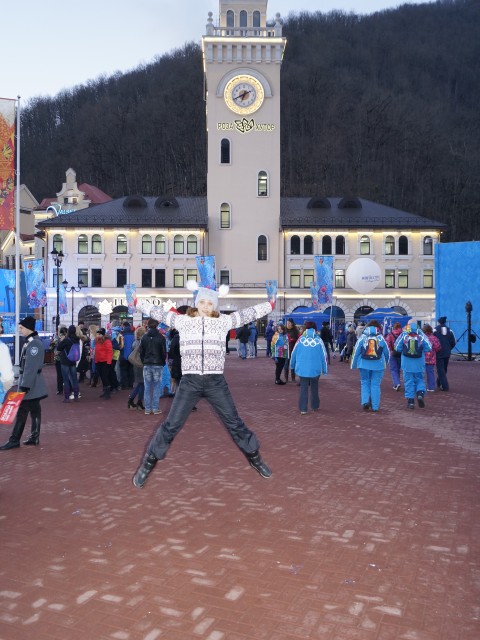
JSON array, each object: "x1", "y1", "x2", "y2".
[
  {"x1": 290, "y1": 321, "x2": 328, "y2": 414},
  {"x1": 394, "y1": 321, "x2": 432, "y2": 409},
  {"x1": 351, "y1": 325, "x2": 390, "y2": 412}
]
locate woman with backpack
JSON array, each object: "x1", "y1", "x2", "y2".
[
  {"x1": 56, "y1": 325, "x2": 81, "y2": 402},
  {"x1": 351, "y1": 325, "x2": 390, "y2": 412}
]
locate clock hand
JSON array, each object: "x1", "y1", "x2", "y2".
[{"x1": 234, "y1": 89, "x2": 251, "y2": 102}]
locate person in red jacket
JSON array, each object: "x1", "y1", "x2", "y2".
[{"x1": 93, "y1": 328, "x2": 113, "y2": 400}]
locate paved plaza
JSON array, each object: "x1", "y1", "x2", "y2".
[{"x1": 1, "y1": 350, "x2": 479, "y2": 640}]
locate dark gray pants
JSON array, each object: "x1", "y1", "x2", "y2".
[{"x1": 148, "y1": 374, "x2": 259, "y2": 460}]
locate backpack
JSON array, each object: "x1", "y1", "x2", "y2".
[
  {"x1": 360, "y1": 335, "x2": 383, "y2": 360},
  {"x1": 67, "y1": 341, "x2": 81, "y2": 362},
  {"x1": 402, "y1": 334, "x2": 423, "y2": 358}
]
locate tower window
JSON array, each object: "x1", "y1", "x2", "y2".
[
  {"x1": 220, "y1": 203, "x2": 231, "y2": 229},
  {"x1": 258, "y1": 171, "x2": 268, "y2": 197},
  {"x1": 221, "y1": 138, "x2": 230, "y2": 164},
  {"x1": 258, "y1": 235, "x2": 267, "y2": 261}
]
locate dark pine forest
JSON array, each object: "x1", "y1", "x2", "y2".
[{"x1": 20, "y1": 0, "x2": 480, "y2": 242}]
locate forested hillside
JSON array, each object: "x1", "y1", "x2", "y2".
[{"x1": 20, "y1": 0, "x2": 479, "y2": 241}]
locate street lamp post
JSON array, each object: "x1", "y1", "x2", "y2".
[
  {"x1": 63, "y1": 280, "x2": 84, "y2": 326},
  {"x1": 50, "y1": 248, "x2": 64, "y2": 333},
  {"x1": 466, "y1": 300, "x2": 473, "y2": 362}
]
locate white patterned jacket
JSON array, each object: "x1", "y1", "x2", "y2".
[{"x1": 140, "y1": 301, "x2": 272, "y2": 375}]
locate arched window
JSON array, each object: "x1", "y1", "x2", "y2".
[
  {"x1": 142, "y1": 234, "x2": 152, "y2": 254},
  {"x1": 220, "y1": 138, "x2": 230, "y2": 164},
  {"x1": 335, "y1": 235, "x2": 345, "y2": 255},
  {"x1": 240, "y1": 10, "x2": 247, "y2": 27},
  {"x1": 385, "y1": 235, "x2": 395, "y2": 255},
  {"x1": 253, "y1": 10, "x2": 260, "y2": 27},
  {"x1": 399, "y1": 235, "x2": 408, "y2": 255},
  {"x1": 322, "y1": 235, "x2": 332, "y2": 255},
  {"x1": 258, "y1": 235, "x2": 267, "y2": 261},
  {"x1": 53, "y1": 234, "x2": 63, "y2": 252},
  {"x1": 291, "y1": 235, "x2": 300, "y2": 255},
  {"x1": 187, "y1": 235, "x2": 197, "y2": 254},
  {"x1": 423, "y1": 236, "x2": 433, "y2": 255},
  {"x1": 78, "y1": 234, "x2": 88, "y2": 254},
  {"x1": 360, "y1": 235, "x2": 370, "y2": 255},
  {"x1": 174, "y1": 234, "x2": 184, "y2": 254},
  {"x1": 91, "y1": 234, "x2": 102, "y2": 254},
  {"x1": 258, "y1": 171, "x2": 268, "y2": 197},
  {"x1": 220, "y1": 203, "x2": 231, "y2": 229},
  {"x1": 117, "y1": 234, "x2": 127, "y2": 254},
  {"x1": 155, "y1": 234, "x2": 166, "y2": 254},
  {"x1": 226, "y1": 10, "x2": 234, "y2": 27},
  {"x1": 304, "y1": 235, "x2": 314, "y2": 255}
]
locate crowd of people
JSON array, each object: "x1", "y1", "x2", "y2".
[
  {"x1": 267, "y1": 314, "x2": 457, "y2": 415},
  {"x1": 0, "y1": 303, "x2": 457, "y2": 462}
]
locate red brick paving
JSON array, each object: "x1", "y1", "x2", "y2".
[{"x1": 1, "y1": 352, "x2": 479, "y2": 639}]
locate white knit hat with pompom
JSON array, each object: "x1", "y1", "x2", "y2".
[{"x1": 186, "y1": 281, "x2": 229, "y2": 310}]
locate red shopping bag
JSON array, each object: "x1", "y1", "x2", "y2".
[{"x1": 0, "y1": 392, "x2": 25, "y2": 425}]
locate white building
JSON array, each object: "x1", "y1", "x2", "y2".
[{"x1": 36, "y1": 0, "x2": 446, "y2": 330}]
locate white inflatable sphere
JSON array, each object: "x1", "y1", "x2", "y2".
[{"x1": 346, "y1": 258, "x2": 381, "y2": 294}]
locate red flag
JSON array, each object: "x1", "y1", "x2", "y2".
[{"x1": 0, "y1": 98, "x2": 16, "y2": 231}]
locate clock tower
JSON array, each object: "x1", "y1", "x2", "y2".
[{"x1": 202, "y1": 1, "x2": 286, "y2": 296}]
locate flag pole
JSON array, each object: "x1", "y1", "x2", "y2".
[{"x1": 14, "y1": 96, "x2": 21, "y2": 367}]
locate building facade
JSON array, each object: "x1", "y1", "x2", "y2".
[{"x1": 35, "y1": 1, "x2": 445, "y2": 330}]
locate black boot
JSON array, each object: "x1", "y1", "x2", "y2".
[
  {"x1": 23, "y1": 416, "x2": 41, "y2": 446},
  {"x1": 100, "y1": 386, "x2": 111, "y2": 399},
  {"x1": 127, "y1": 398, "x2": 137, "y2": 410},
  {"x1": 132, "y1": 452, "x2": 158, "y2": 488},
  {"x1": 417, "y1": 391, "x2": 425, "y2": 408},
  {"x1": 246, "y1": 450, "x2": 272, "y2": 478},
  {"x1": 0, "y1": 411, "x2": 28, "y2": 450},
  {"x1": 136, "y1": 400, "x2": 145, "y2": 411}
]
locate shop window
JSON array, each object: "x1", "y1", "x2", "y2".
[
  {"x1": 91, "y1": 234, "x2": 102, "y2": 254},
  {"x1": 322, "y1": 235, "x2": 332, "y2": 255},
  {"x1": 78, "y1": 234, "x2": 88, "y2": 254},
  {"x1": 399, "y1": 235, "x2": 408, "y2": 255},
  {"x1": 142, "y1": 235, "x2": 152, "y2": 254},
  {"x1": 360, "y1": 235, "x2": 370, "y2": 255},
  {"x1": 304, "y1": 235, "x2": 314, "y2": 255},
  {"x1": 385, "y1": 235, "x2": 395, "y2": 255}
]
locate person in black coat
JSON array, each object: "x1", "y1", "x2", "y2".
[
  {"x1": 433, "y1": 316, "x2": 456, "y2": 391},
  {"x1": 0, "y1": 317, "x2": 48, "y2": 449},
  {"x1": 320, "y1": 321, "x2": 334, "y2": 365}
]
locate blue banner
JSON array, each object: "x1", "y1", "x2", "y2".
[
  {"x1": 266, "y1": 280, "x2": 278, "y2": 305},
  {"x1": 124, "y1": 284, "x2": 137, "y2": 315},
  {"x1": 314, "y1": 256, "x2": 334, "y2": 304},
  {"x1": 310, "y1": 282, "x2": 319, "y2": 308},
  {"x1": 196, "y1": 256, "x2": 216, "y2": 290},
  {"x1": 59, "y1": 283, "x2": 67, "y2": 315},
  {"x1": 24, "y1": 259, "x2": 47, "y2": 308}
]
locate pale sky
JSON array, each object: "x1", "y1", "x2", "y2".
[{"x1": 4, "y1": 0, "x2": 435, "y2": 103}]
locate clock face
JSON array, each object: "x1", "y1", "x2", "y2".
[{"x1": 224, "y1": 74, "x2": 265, "y2": 115}]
